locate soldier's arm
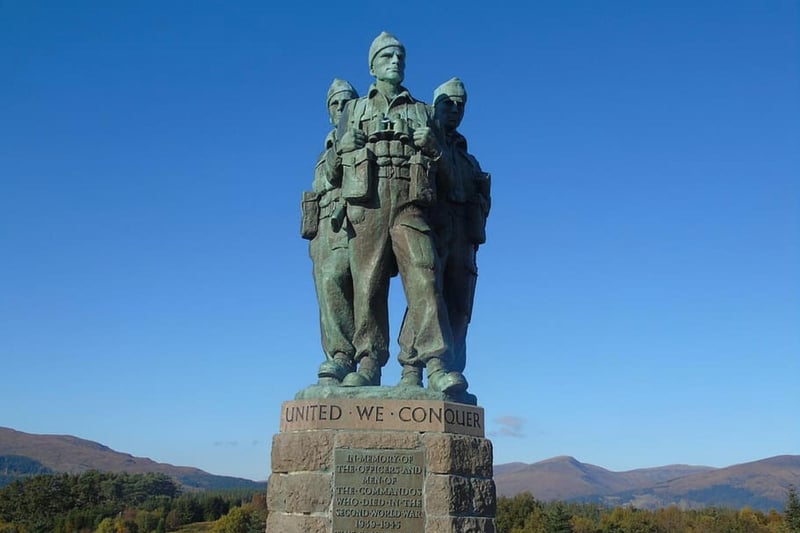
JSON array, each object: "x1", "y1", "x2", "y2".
[
  {"x1": 322, "y1": 132, "x2": 343, "y2": 187},
  {"x1": 336, "y1": 99, "x2": 366, "y2": 154},
  {"x1": 469, "y1": 154, "x2": 491, "y2": 217}
]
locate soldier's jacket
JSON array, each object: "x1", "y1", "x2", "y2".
[
  {"x1": 436, "y1": 131, "x2": 491, "y2": 244},
  {"x1": 336, "y1": 84, "x2": 439, "y2": 208},
  {"x1": 301, "y1": 130, "x2": 345, "y2": 240}
]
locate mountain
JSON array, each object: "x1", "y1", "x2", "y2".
[
  {"x1": 0, "y1": 427, "x2": 263, "y2": 491},
  {"x1": 494, "y1": 455, "x2": 800, "y2": 511}
]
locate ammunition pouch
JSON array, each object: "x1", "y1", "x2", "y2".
[
  {"x1": 300, "y1": 191, "x2": 320, "y2": 240},
  {"x1": 341, "y1": 147, "x2": 375, "y2": 203}
]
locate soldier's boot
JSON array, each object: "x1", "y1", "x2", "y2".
[
  {"x1": 398, "y1": 364, "x2": 423, "y2": 388},
  {"x1": 341, "y1": 356, "x2": 382, "y2": 387},
  {"x1": 317, "y1": 353, "x2": 355, "y2": 385},
  {"x1": 426, "y1": 357, "x2": 468, "y2": 394}
]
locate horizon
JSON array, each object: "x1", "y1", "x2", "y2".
[
  {"x1": 2, "y1": 1, "x2": 798, "y2": 481},
  {"x1": 2, "y1": 425, "x2": 796, "y2": 482}
]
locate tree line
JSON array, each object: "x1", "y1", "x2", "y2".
[
  {"x1": 497, "y1": 488, "x2": 800, "y2": 533},
  {"x1": 0, "y1": 471, "x2": 266, "y2": 533},
  {"x1": 2, "y1": 471, "x2": 798, "y2": 533}
]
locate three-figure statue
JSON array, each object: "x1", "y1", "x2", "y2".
[{"x1": 302, "y1": 32, "x2": 490, "y2": 399}]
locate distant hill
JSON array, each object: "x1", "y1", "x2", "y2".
[
  {"x1": 494, "y1": 455, "x2": 800, "y2": 511},
  {"x1": 0, "y1": 427, "x2": 264, "y2": 491}
]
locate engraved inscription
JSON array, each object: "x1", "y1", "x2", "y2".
[
  {"x1": 280, "y1": 399, "x2": 485, "y2": 437},
  {"x1": 333, "y1": 449, "x2": 424, "y2": 533}
]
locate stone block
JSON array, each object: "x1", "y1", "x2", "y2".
[
  {"x1": 335, "y1": 429, "x2": 419, "y2": 449},
  {"x1": 426, "y1": 516, "x2": 497, "y2": 533},
  {"x1": 471, "y1": 478, "x2": 497, "y2": 516},
  {"x1": 426, "y1": 474, "x2": 472, "y2": 515},
  {"x1": 265, "y1": 513, "x2": 328, "y2": 533},
  {"x1": 271, "y1": 430, "x2": 333, "y2": 473},
  {"x1": 266, "y1": 473, "x2": 286, "y2": 512},
  {"x1": 283, "y1": 472, "x2": 332, "y2": 513},
  {"x1": 423, "y1": 433, "x2": 493, "y2": 476}
]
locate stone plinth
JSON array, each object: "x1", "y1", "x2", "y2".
[{"x1": 266, "y1": 398, "x2": 496, "y2": 533}]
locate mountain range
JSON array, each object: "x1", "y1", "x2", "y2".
[
  {"x1": 2, "y1": 426, "x2": 797, "y2": 510},
  {"x1": 494, "y1": 454, "x2": 800, "y2": 510},
  {"x1": 0, "y1": 427, "x2": 263, "y2": 491}
]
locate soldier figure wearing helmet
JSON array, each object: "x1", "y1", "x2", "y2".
[
  {"x1": 302, "y1": 79, "x2": 359, "y2": 385},
  {"x1": 334, "y1": 32, "x2": 467, "y2": 394},
  {"x1": 429, "y1": 77, "x2": 490, "y2": 377}
]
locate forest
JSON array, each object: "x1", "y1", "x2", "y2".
[
  {"x1": 0, "y1": 471, "x2": 265, "y2": 533},
  {"x1": 496, "y1": 491, "x2": 800, "y2": 533},
  {"x1": 0, "y1": 471, "x2": 798, "y2": 533}
]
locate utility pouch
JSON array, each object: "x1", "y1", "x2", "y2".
[
  {"x1": 300, "y1": 191, "x2": 320, "y2": 240},
  {"x1": 342, "y1": 147, "x2": 375, "y2": 203},
  {"x1": 409, "y1": 153, "x2": 436, "y2": 206},
  {"x1": 476, "y1": 172, "x2": 492, "y2": 206}
]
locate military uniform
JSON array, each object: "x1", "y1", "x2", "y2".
[
  {"x1": 306, "y1": 130, "x2": 355, "y2": 374},
  {"x1": 337, "y1": 84, "x2": 452, "y2": 373},
  {"x1": 432, "y1": 130, "x2": 490, "y2": 373}
]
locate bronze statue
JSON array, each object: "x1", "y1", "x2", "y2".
[
  {"x1": 397, "y1": 78, "x2": 490, "y2": 389},
  {"x1": 430, "y1": 78, "x2": 490, "y2": 376},
  {"x1": 302, "y1": 79, "x2": 359, "y2": 385},
  {"x1": 301, "y1": 34, "x2": 489, "y2": 400},
  {"x1": 334, "y1": 32, "x2": 467, "y2": 393}
]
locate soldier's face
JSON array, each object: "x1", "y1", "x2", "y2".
[
  {"x1": 328, "y1": 93, "x2": 353, "y2": 125},
  {"x1": 434, "y1": 95, "x2": 466, "y2": 132},
  {"x1": 370, "y1": 46, "x2": 405, "y2": 85}
]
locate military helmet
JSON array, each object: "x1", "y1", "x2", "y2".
[
  {"x1": 433, "y1": 77, "x2": 467, "y2": 106},
  {"x1": 368, "y1": 31, "x2": 405, "y2": 69}
]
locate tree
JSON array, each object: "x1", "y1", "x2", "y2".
[
  {"x1": 497, "y1": 493, "x2": 542, "y2": 533},
  {"x1": 213, "y1": 506, "x2": 258, "y2": 533},
  {"x1": 544, "y1": 501, "x2": 574, "y2": 533},
  {"x1": 786, "y1": 485, "x2": 800, "y2": 533}
]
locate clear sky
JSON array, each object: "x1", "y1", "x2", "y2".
[{"x1": 1, "y1": 1, "x2": 798, "y2": 482}]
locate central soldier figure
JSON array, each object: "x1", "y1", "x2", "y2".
[{"x1": 335, "y1": 32, "x2": 467, "y2": 393}]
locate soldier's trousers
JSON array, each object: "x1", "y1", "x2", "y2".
[
  {"x1": 347, "y1": 176, "x2": 452, "y2": 367},
  {"x1": 398, "y1": 202, "x2": 476, "y2": 372},
  {"x1": 437, "y1": 204, "x2": 478, "y2": 374},
  {"x1": 310, "y1": 211, "x2": 355, "y2": 361}
]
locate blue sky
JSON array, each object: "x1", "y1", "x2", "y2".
[{"x1": 1, "y1": 1, "x2": 798, "y2": 481}]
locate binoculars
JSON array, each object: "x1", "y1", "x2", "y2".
[{"x1": 367, "y1": 115, "x2": 412, "y2": 142}]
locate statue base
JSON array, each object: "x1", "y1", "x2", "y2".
[
  {"x1": 266, "y1": 396, "x2": 496, "y2": 532},
  {"x1": 295, "y1": 383, "x2": 478, "y2": 406}
]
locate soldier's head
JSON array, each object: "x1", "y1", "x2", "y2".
[
  {"x1": 368, "y1": 32, "x2": 405, "y2": 86},
  {"x1": 433, "y1": 77, "x2": 467, "y2": 132},
  {"x1": 326, "y1": 79, "x2": 358, "y2": 125}
]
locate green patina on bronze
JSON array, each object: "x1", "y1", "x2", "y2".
[{"x1": 300, "y1": 33, "x2": 490, "y2": 404}]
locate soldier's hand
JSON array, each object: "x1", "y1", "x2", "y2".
[
  {"x1": 413, "y1": 127, "x2": 440, "y2": 157},
  {"x1": 338, "y1": 130, "x2": 366, "y2": 153}
]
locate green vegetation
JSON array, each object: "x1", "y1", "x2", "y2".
[
  {"x1": 3, "y1": 471, "x2": 796, "y2": 533},
  {"x1": 786, "y1": 486, "x2": 800, "y2": 533},
  {"x1": 496, "y1": 491, "x2": 798, "y2": 533},
  {"x1": 0, "y1": 471, "x2": 266, "y2": 533}
]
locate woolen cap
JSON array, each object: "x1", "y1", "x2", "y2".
[{"x1": 369, "y1": 32, "x2": 405, "y2": 68}]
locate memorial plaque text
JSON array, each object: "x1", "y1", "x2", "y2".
[{"x1": 333, "y1": 449, "x2": 425, "y2": 533}]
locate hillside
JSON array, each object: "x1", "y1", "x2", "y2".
[
  {"x1": 0, "y1": 427, "x2": 263, "y2": 491},
  {"x1": 613, "y1": 455, "x2": 800, "y2": 510},
  {"x1": 495, "y1": 455, "x2": 800, "y2": 510}
]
